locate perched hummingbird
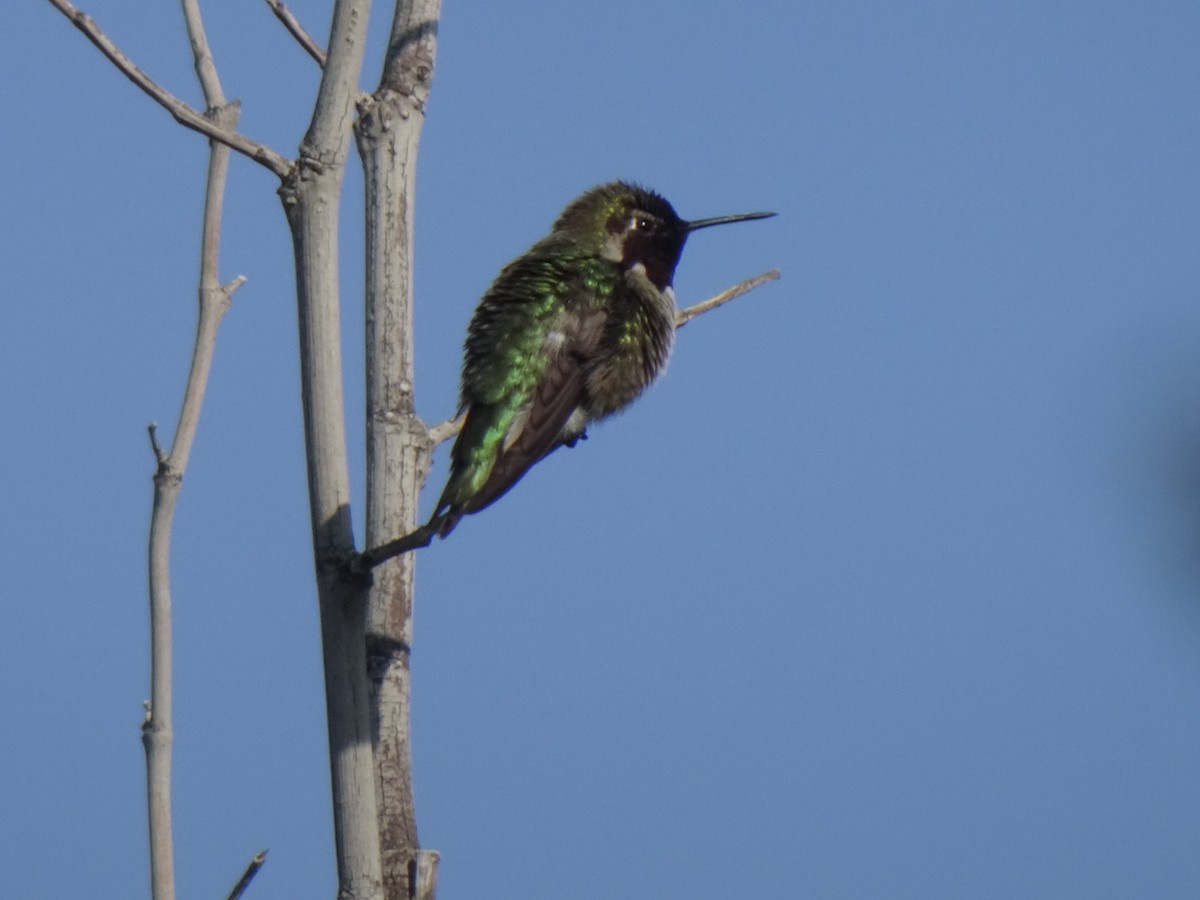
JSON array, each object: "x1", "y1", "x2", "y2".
[{"x1": 421, "y1": 181, "x2": 774, "y2": 545}]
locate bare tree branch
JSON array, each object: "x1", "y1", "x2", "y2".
[
  {"x1": 143, "y1": 107, "x2": 243, "y2": 900},
  {"x1": 45, "y1": 0, "x2": 291, "y2": 177},
  {"x1": 139, "y1": 7, "x2": 248, "y2": 898},
  {"x1": 225, "y1": 850, "x2": 269, "y2": 900},
  {"x1": 674, "y1": 268, "x2": 781, "y2": 328},
  {"x1": 148, "y1": 423, "x2": 167, "y2": 465},
  {"x1": 282, "y1": 0, "x2": 386, "y2": 894},
  {"x1": 180, "y1": 0, "x2": 224, "y2": 106},
  {"x1": 262, "y1": 0, "x2": 327, "y2": 66},
  {"x1": 357, "y1": 1, "x2": 442, "y2": 894},
  {"x1": 426, "y1": 413, "x2": 464, "y2": 447}
]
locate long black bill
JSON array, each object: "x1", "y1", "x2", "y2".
[{"x1": 686, "y1": 210, "x2": 777, "y2": 231}]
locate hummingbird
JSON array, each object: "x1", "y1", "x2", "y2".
[{"x1": 364, "y1": 181, "x2": 774, "y2": 562}]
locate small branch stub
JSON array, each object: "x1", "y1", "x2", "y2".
[
  {"x1": 411, "y1": 850, "x2": 440, "y2": 900},
  {"x1": 225, "y1": 850, "x2": 268, "y2": 900},
  {"x1": 147, "y1": 423, "x2": 167, "y2": 465},
  {"x1": 426, "y1": 413, "x2": 464, "y2": 448}
]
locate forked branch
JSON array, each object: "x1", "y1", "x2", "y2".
[
  {"x1": 135, "y1": 2, "x2": 249, "y2": 898},
  {"x1": 45, "y1": 0, "x2": 291, "y2": 177}
]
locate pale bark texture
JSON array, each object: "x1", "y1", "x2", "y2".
[
  {"x1": 280, "y1": 0, "x2": 388, "y2": 895},
  {"x1": 142, "y1": 2, "x2": 244, "y2": 898},
  {"x1": 356, "y1": 3, "x2": 441, "y2": 896}
]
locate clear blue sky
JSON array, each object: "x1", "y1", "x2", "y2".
[{"x1": 5, "y1": 1, "x2": 1200, "y2": 897}]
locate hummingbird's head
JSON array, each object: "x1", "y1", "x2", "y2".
[{"x1": 553, "y1": 181, "x2": 775, "y2": 290}]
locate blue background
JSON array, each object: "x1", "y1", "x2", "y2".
[{"x1": 5, "y1": 1, "x2": 1200, "y2": 897}]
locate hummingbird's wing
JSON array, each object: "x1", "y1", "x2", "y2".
[
  {"x1": 459, "y1": 345, "x2": 588, "y2": 515},
  {"x1": 431, "y1": 247, "x2": 611, "y2": 533}
]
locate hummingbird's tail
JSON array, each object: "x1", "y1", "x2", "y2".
[{"x1": 427, "y1": 508, "x2": 463, "y2": 539}]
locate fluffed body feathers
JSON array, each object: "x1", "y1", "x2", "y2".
[{"x1": 426, "y1": 181, "x2": 773, "y2": 537}]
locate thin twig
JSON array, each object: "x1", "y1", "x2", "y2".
[
  {"x1": 147, "y1": 423, "x2": 167, "y2": 465},
  {"x1": 180, "y1": 0, "x2": 224, "y2": 106},
  {"x1": 225, "y1": 850, "x2": 269, "y2": 900},
  {"x1": 138, "y1": 4, "x2": 246, "y2": 898},
  {"x1": 224, "y1": 276, "x2": 249, "y2": 296},
  {"x1": 675, "y1": 268, "x2": 781, "y2": 328},
  {"x1": 262, "y1": 0, "x2": 327, "y2": 66},
  {"x1": 426, "y1": 413, "x2": 464, "y2": 447},
  {"x1": 44, "y1": 0, "x2": 291, "y2": 177}
]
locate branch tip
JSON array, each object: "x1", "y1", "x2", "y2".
[
  {"x1": 225, "y1": 849, "x2": 269, "y2": 900},
  {"x1": 262, "y1": 0, "x2": 328, "y2": 67},
  {"x1": 147, "y1": 423, "x2": 167, "y2": 463},
  {"x1": 676, "y1": 268, "x2": 782, "y2": 328}
]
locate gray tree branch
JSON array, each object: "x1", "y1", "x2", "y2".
[
  {"x1": 674, "y1": 268, "x2": 781, "y2": 328},
  {"x1": 356, "y1": 1, "x2": 442, "y2": 895},
  {"x1": 141, "y1": 3, "x2": 245, "y2": 897},
  {"x1": 225, "y1": 850, "x2": 269, "y2": 900},
  {"x1": 45, "y1": 0, "x2": 290, "y2": 177},
  {"x1": 263, "y1": 0, "x2": 327, "y2": 66},
  {"x1": 281, "y1": 0, "x2": 385, "y2": 896}
]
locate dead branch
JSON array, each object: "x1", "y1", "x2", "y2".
[
  {"x1": 262, "y1": 0, "x2": 327, "y2": 66},
  {"x1": 225, "y1": 850, "x2": 269, "y2": 900},
  {"x1": 675, "y1": 268, "x2": 782, "y2": 328},
  {"x1": 140, "y1": 4, "x2": 246, "y2": 898},
  {"x1": 45, "y1": 0, "x2": 291, "y2": 177}
]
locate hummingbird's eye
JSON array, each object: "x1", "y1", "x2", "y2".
[{"x1": 633, "y1": 216, "x2": 653, "y2": 232}]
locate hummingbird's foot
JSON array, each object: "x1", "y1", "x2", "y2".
[{"x1": 563, "y1": 429, "x2": 589, "y2": 448}]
